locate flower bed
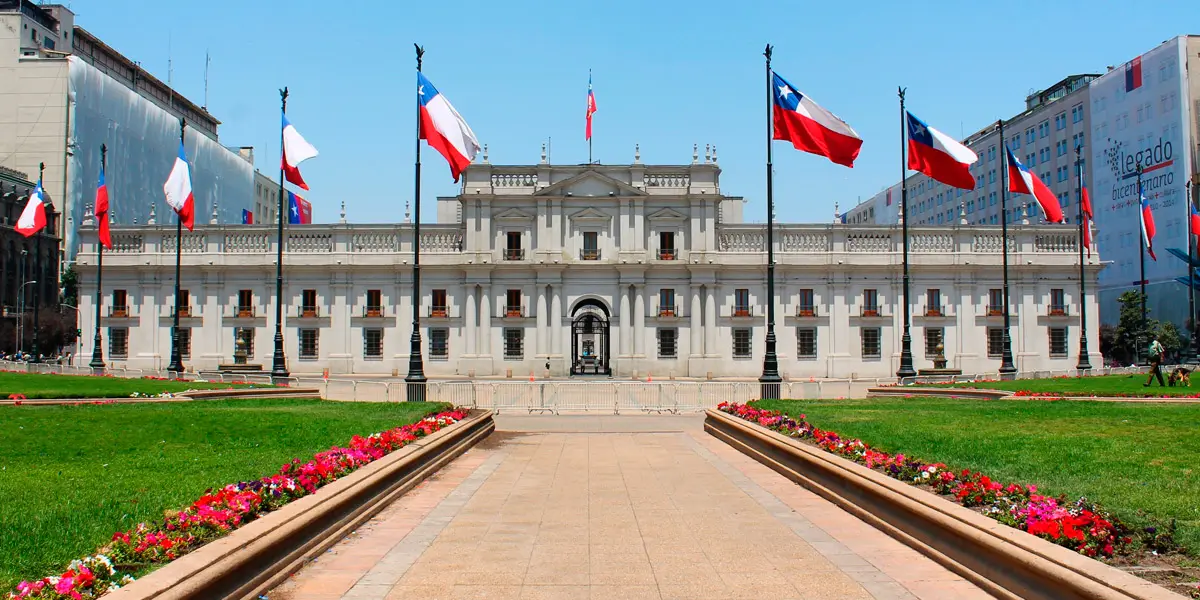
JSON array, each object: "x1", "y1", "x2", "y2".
[
  {"x1": 717, "y1": 402, "x2": 1147, "y2": 559},
  {"x1": 7, "y1": 408, "x2": 469, "y2": 600}
]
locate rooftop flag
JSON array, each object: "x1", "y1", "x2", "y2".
[
  {"x1": 288, "y1": 191, "x2": 311, "y2": 225},
  {"x1": 282, "y1": 113, "x2": 319, "y2": 190},
  {"x1": 1006, "y1": 146, "x2": 1064, "y2": 224},
  {"x1": 906, "y1": 111, "x2": 977, "y2": 190},
  {"x1": 163, "y1": 141, "x2": 195, "y2": 231},
  {"x1": 586, "y1": 72, "x2": 597, "y2": 141},
  {"x1": 418, "y1": 72, "x2": 480, "y2": 182},
  {"x1": 771, "y1": 72, "x2": 862, "y2": 167}
]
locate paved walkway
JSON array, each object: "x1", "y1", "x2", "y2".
[{"x1": 269, "y1": 416, "x2": 989, "y2": 600}]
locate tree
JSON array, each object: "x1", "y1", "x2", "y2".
[
  {"x1": 1153, "y1": 320, "x2": 1184, "y2": 362},
  {"x1": 1114, "y1": 290, "x2": 1151, "y2": 363},
  {"x1": 60, "y1": 265, "x2": 78, "y2": 307},
  {"x1": 1099, "y1": 323, "x2": 1118, "y2": 363}
]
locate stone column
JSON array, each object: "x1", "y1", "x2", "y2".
[
  {"x1": 619, "y1": 285, "x2": 631, "y2": 357},
  {"x1": 479, "y1": 284, "x2": 491, "y2": 357},
  {"x1": 536, "y1": 285, "x2": 548, "y2": 356},
  {"x1": 704, "y1": 284, "x2": 717, "y2": 355},
  {"x1": 634, "y1": 284, "x2": 646, "y2": 356},
  {"x1": 690, "y1": 284, "x2": 703, "y2": 356},
  {"x1": 464, "y1": 284, "x2": 477, "y2": 355},
  {"x1": 551, "y1": 285, "x2": 562, "y2": 356}
]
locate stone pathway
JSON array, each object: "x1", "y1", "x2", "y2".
[{"x1": 269, "y1": 416, "x2": 989, "y2": 600}]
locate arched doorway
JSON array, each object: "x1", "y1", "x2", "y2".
[{"x1": 570, "y1": 299, "x2": 611, "y2": 376}]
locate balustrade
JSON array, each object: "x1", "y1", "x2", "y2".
[
  {"x1": 491, "y1": 173, "x2": 538, "y2": 187},
  {"x1": 161, "y1": 234, "x2": 206, "y2": 253},
  {"x1": 353, "y1": 232, "x2": 398, "y2": 252},
  {"x1": 645, "y1": 173, "x2": 690, "y2": 188},
  {"x1": 1034, "y1": 233, "x2": 1078, "y2": 253},
  {"x1": 287, "y1": 232, "x2": 334, "y2": 253},
  {"x1": 224, "y1": 232, "x2": 270, "y2": 253}
]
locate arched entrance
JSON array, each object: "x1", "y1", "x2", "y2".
[{"x1": 570, "y1": 298, "x2": 611, "y2": 376}]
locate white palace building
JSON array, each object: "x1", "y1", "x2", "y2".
[{"x1": 75, "y1": 154, "x2": 1103, "y2": 379}]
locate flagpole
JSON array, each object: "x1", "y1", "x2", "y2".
[
  {"x1": 167, "y1": 119, "x2": 186, "y2": 375},
  {"x1": 1190, "y1": 178, "x2": 1198, "y2": 363},
  {"x1": 896, "y1": 88, "x2": 916, "y2": 379},
  {"x1": 997, "y1": 120, "x2": 1017, "y2": 377},
  {"x1": 1074, "y1": 145, "x2": 1091, "y2": 370},
  {"x1": 406, "y1": 44, "x2": 428, "y2": 402},
  {"x1": 90, "y1": 145, "x2": 106, "y2": 371},
  {"x1": 31, "y1": 162, "x2": 45, "y2": 364},
  {"x1": 588, "y1": 69, "x2": 593, "y2": 165},
  {"x1": 759, "y1": 43, "x2": 781, "y2": 400},
  {"x1": 1137, "y1": 162, "x2": 1147, "y2": 366},
  {"x1": 270, "y1": 88, "x2": 290, "y2": 380}
]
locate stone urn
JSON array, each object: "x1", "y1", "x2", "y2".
[
  {"x1": 933, "y1": 342, "x2": 948, "y2": 369},
  {"x1": 233, "y1": 334, "x2": 249, "y2": 365}
]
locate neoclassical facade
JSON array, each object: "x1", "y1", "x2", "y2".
[{"x1": 75, "y1": 159, "x2": 1103, "y2": 379}]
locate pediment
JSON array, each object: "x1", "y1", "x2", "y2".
[
  {"x1": 569, "y1": 207, "x2": 613, "y2": 223},
  {"x1": 535, "y1": 170, "x2": 647, "y2": 198},
  {"x1": 493, "y1": 207, "x2": 535, "y2": 222},
  {"x1": 647, "y1": 207, "x2": 688, "y2": 222}
]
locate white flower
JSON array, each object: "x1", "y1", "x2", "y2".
[{"x1": 922, "y1": 471, "x2": 931, "y2": 479}]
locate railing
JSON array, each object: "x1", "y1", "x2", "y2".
[
  {"x1": 174, "y1": 306, "x2": 193, "y2": 318},
  {"x1": 363, "y1": 307, "x2": 385, "y2": 318},
  {"x1": 732, "y1": 306, "x2": 752, "y2": 318},
  {"x1": 287, "y1": 232, "x2": 334, "y2": 253},
  {"x1": 504, "y1": 305, "x2": 525, "y2": 318},
  {"x1": 428, "y1": 306, "x2": 449, "y2": 318},
  {"x1": 491, "y1": 173, "x2": 538, "y2": 187},
  {"x1": 796, "y1": 306, "x2": 817, "y2": 317},
  {"x1": 860, "y1": 306, "x2": 883, "y2": 317},
  {"x1": 645, "y1": 173, "x2": 690, "y2": 188},
  {"x1": 657, "y1": 304, "x2": 678, "y2": 317},
  {"x1": 505, "y1": 248, "x2": 525, "y2": 260},
  {"x1": 657, "y1": 248, "x2": 677, "y2": 260},
  {"x1": 297, "y1": 306, "x2": 321, "y2": 318},
  {"x1": 580, "y1": 249, "x2": 601, "y2": 260},
  {"x1": 231, "y1": 306, "x2": 256, "y2": 318},
  {"x1": 224, "y1": 232, "x2": 270, "y2": 253},
  {"x1": 421, "y1": 231, "x2": 463, "y2": 253},
  {"x1": 924, "y1": 306, "x2": 943, "y2": 317},
  {"x1": 353, "y1": 232, "x2": 398, "y2": 252},
  {"x1": 161, "y1": 234, "x2": 206, "y2": 253}
]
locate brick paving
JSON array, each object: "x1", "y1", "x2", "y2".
[{"x1": 269, "y1": 416, "x2": 989, "y2": 600}]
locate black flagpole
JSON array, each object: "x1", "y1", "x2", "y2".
[
  {"x1": 1137, "y1": 163, "x2": 1147, "y2": 365},
  {"x1": 1074, "y1": 145, "x2": 1092, "y2": 370},
  {"x1": 167, "y1": 120, "x2": 186, "y2": 375},
  {"x1": 406, "y1": 43, "x2": 428, "y2": 402},
  {"x1": 31, "y1": 162, "x2": 45, "y2": 364},
  {"x1": 270, "y1": 88, "x2": 290, "y2": 380},
  {"x1": 896, "y1": 88, "x2": 916, "y2": 379},
  {"x1": 759, "y1": 43, "x2": 781, "y2": 400},
  {"x1": 1190, "y1": 177, "x2": 1198, "y2": 363},
  {"x1": 997, "y1": 120, "x2": 1017, "y2": 377},
  {"x1": 89, "y1": 145, "x2": 107, "y2": 371}
]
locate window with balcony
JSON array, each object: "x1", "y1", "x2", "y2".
[
  {"x1": 1050, "y1": 288, "x2": 1066, "y2": 315},
  {"x1": 732, "y1": 328, "x2": 752, "y2": 358},
  {"x1": 797, "y1": 289, "x2": 815, "y2": 316},
  {"x1": 988, "y1": 288, "x2": 1004, "y2": 315},
  {"x1": 237, "y1": 289, "x2": 254, "y2": 317},
  {"x1": 109, "y1": 327, "x2": 128, "y2": 358},
  {"x1": 924, "y1": 327, "x2": 944, "y2": 359},
  {"x1": 366, "y1": 289, "x2": 383, "y2": 317},
  {"x1": 431, "y1": 289, "x2": 448, "y2": 317},
  {"x1": 658, "y1": 231, "x2": 676, "y2": 260},
  {"x1": 111, "y1": 289, "x2": 128, "y2": 317},
  {"x1": 861, "y1": 327, "x2": 881, "y2": 358},
  {"x1": 925, "y1": 289, "x2": 942, "y2": 316},
  {"x1": 987, "y1": 327, "x2": 1004, "y2": 358},
  {"x1": 300, "y1": 328, "x2": 319, "y2": 359},
  {"x1": 176, "y1": 289, "x2": 191, "y2": 317},
  {"x1": 657, "y1": 328, "x2": 677, "y2": 358},
  {"x1": 862, "y1": 289, "x2": 879, "y2": 316},
  {"x1": 504, "y1": 328, "x2": 523, "y2": 359},
  {"x1": 796, "y1": 327, "x2": 817, "y2": 359},
  {"x1": 430, "y1": 328, "x2": 449, "y2": 359},
  {"x1": 301, "y1": 289, "x2": 318, "y2": 317},
  {"x1": 363, "y1": 328, "x2": 383, "y2": 359},
  {"x1": 506, "y1": 289, "x2": 523, "y2": 317},
  {"x1": 734, "y1": 289, "x2": 751, "y2": 317},
  {"x1": 659, "y1": 289, "x2": 676, "y2": 316},
  {"x1": 581, "y1": 231, "x2": 599, "y2": 260},
  {"x1": 505, "y1": 231, "x2": 524, "y2": 260},
  {"x1": 1049, "y1": 327, "x2": 1068, "y2": 358}
]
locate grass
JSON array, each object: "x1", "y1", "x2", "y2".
[
  {"x1": 752, "y1": 397, "x2": 1200, "y2": 552},
  {"x1": 0, "y1": 371, "x2": 263, "y2": 399},
  {"x1": 947, "y1": 373, "x2": 1200, "y2": 396},
  {"x1": 0, "y1": 399, "x2": 451, "y2": 590}
]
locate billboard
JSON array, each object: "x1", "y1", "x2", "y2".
[{"x1": 1090, "y1": 36, "x2": 1195, "y2": 326}]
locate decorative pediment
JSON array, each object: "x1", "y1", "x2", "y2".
[
  {"x1": 493, "y1": 207, "x2": 535, "y2": 222},
  {"x1": 569, "y1": 207, "x2": 613, "y2": 223},
  {"x1": 535, "y1": 170, "x2": 647, "y2": 198},
  {"x1": 646, "y1": 207, "x2": 688, "y2": 222}
]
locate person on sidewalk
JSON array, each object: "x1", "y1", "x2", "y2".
[{"x1": 1145, "y1": 337, "x2": 1166, "y2": 387}]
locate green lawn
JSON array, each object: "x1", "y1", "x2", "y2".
[
  {"x1": 0, "y1": 371, "x2": 265, "y2": 399},
  {"x1": 948, "y1": 373, "x2": 1200, "y2": 396},
  {"x1": 753, "y1": 397, "x2": 1200, "y2": 552},
  {"x1": 0, "y1": 399, "x2": 450, "y2": 590}
]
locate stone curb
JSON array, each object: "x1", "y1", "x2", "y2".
[
  {"x1": 175, "y1": 388, "x2": 321, "y2": 400},
  {"x1": 867, "y1": 386, "x2": 1014, "y2": 399},
  {"x1": 105, "y1": 408, "x2": 495, "y2": 600},
  {"x1": 704, "y1": 409, "x2": 1185, "y2": 600}
]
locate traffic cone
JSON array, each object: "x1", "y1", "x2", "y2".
[
  {"x1": 529, "y1": 371, "x2": 535, "y2": 382},
  {"x1": 647, "y1": 373, "x2": 653, "y2": 382}
]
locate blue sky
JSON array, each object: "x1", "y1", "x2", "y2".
[{"x1": 67, "y1": 0, "x2": 1199, "y2": 225}]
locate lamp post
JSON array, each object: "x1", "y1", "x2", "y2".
[
  {"x1": 896, "y1": 87, "x2": 916, "y2": 379},
  {"x1": 406, "y1": 44, "x2": 428, "y2": 402},
  {"x1": 270, "y1": 88, "x2": 290, "y2": 380},
  {"x1": 996, "y1": 121, "x2": 1017, "y2": 378},
  {"x1": 1074, "y1": 146, "x2": 1091, "y2": 370},
  {"x1": 758, "y1": 43, "x2": 782, "y2": 400},
  {"x1": 90, "y1": 144, "x2": 107, "y2": 371},
  {"x1": 166, "y1": 120, "x2": 186, "y2": 375}
]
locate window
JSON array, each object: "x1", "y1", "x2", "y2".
[
  {"x1": 734, "y1": 288, "x2": 750, "y2": 316},
  {"x1": 924, "y1": 327, "x2": 944, "y2": 359},
  {"x1": 302, "y1": 289, "x2": 318, "y2": 316},
  {"x1": 1011, "y1": 135, "x2": 1020, "y2": 150},
  {"x1": 506, "y1": 289, "x2": 523, "y2": 317},
  {"x1": 1038, "y1": 120, "x2": 1049, "y2": 138},
  {"x1": 431, "y1": 289, "x2": 448, "y2": 317},
  {"x1": 1049, "y1": 327, "x2": 1068, "y2": 358},
  {"x1": 798, "y1": 289, "x2": 815, "y2": 316},
  {"x1": 988, "y1": 146, "x2": 996, "y2": 162},
  {"x1": 987, "y1": 327, "x2": 1004, "y2": 358},
  {"x1": 429, "y1": 328, "x2": 449, "y2": 359},
  {"x1": 112, "y1": 289, "x2": 128, "y2": 316},
  {"x1": 505, "y1": 231, "x2": 523, "y2": 260},
  {"x1": 109, "y1": 327, "x2": 128, "y2": 358},
  {"x1": 300, "y1": 328, "x2": 319, "y2": 359},
  {"x1": 659, "y1": 289, "x2": 676, "y2": 316},
  {"x1": 1050, "y1": 288, "x2": 1066, "y2": 314},
  {"x1": 1057, "y1": 140, "x2": 1067, "y2": 156},
  {"x1": 988, "y1": 170, "x2": 995, "y2": 185},
  {"x1": 1071, "y1": 104, "x2": 1084, "y2": 123},
  {"x1": 861, "y1": 327, "x2": 881, "y2": 358},
  {"x1": 234, "y1": 327, "x2": 255, "y2": 357},
  {"x1": 926, "y1": 289, "x2": 941, "y2": 315},
  {"x1": 862, "y1": 289, "x2": 878, "y2": 315},
  {"x1": 504, "y1": 328, "x2": 524, "y2": 359},
  {"x1": 796, "y1": 327, "x2": 817, "y2": 359},
  {"x1": 237, "y1": 289, "x2": 254, "y2": 316},
  {"x1": 989, "y1": 192, "x2": 996, "y2": 206},
  {"x1": 1025, "y1": 128, "x2": 1035, "y2": 144},
  {"x1": 364, "y1": 328, "x2": 384, "y2": 359},
  {"x1": 1027, "y1": 152, "x2": 1036, "y2": 167},
  {"x1": 988, "y1": 289, "x2": 1004, "y2": 315},
  {"x1": 1055, "y1": 112, "x2": 1066, "y2": 130},
  {"x1": 657, "y1": 328, "x2": 678, "y2": 358},
  {"x1": 582, "y1": 231, "x2": 599, "y2": 260},
  {"x1": 659, "y1": 231, "x2": 676, "y2": 260},
  {"x1": 366, "y1": 289, "x2": 382, "y2": 316},
  {"x1": 178, "y1": 328, "x2": 191, "y2": 359},
  {"x1": 732, "y1": 328, "x2": 752, "y2": 358}
]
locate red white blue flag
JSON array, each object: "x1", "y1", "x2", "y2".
[
  {"x1": 1140, "y1": 190, "x2": 1157, "y2": 261},
  {"x1": 906, "y1": 111, "x2": 977, "y2": 190},
  {"x1": 15, "y1": 178, "x2": 47, "y2": 237},
  {"x1": 586, "y1": 72, "x2": 597, "y2": 141},
  {"x1": 242, "y1": 209, "x2": 254, "y2": 225},
  {"x1": 771, "y1": 72, "x2": 862, "y2": 167},
  {"x1": 418, "y1": 73, "x2": 480, "y2": 182},
  {"x1": 1081, "y1": 184, "x2": 1094, "y2": 257},
  {"x1": 163, "y1": 141, "x2": 195, "y2": 231},
  {"x1": 95, "y1": 161, "x2": 112, "y2": 248},
  {"x1": 288, "y1": 191, "x2": 312, "y2": 225},
  {"x1": 1006, "y1": 146, "x2": 1064, "y2": 224},
  {"x1": 282, "y1": 113, "x2": 318, "y2": 191}
]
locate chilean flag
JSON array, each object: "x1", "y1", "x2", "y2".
[
  {"x1": 1081, "y1": 184, "x2": 1095, "y2": 257},
  {"x1": 1006, "y1": 146, "x2": 1063, "y2": 223},
  {"x1": 1190, "y1": 202, "x2": 1200, "y2": 239},
  {"x1": 585, "y1": 72, "x2": 597, "y2": 141},
  {"x1": 418, "y1": 73, "x2": 480, "y2": 182},
  {"x1": 282, "y1": 113, "x2": 318, "y2": 191},
  {"x1": 1140, "y1": 191, "x2": 1157, "y2": 261},
  {"x1": 772, "y1": 72, "x2": 862, "y2": 168},
  {"x1": 242, "y1": 209, "x2": 254, "y2": 225},
  {"x1": 288, "y1": 191, "x2": 312, "y2": 225},
  {"x1": 95, "y1": 163, "x2": 112, "y2": 248},
  {"x1": 15, "y1": 178, "x2": 47, "y2": 237},
  {"x1": 906, "y1": 111, "x2": 977, "y2": 189},
  {"x1": 163, "y1": 141, "x2": 194, "y2": 231}
]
